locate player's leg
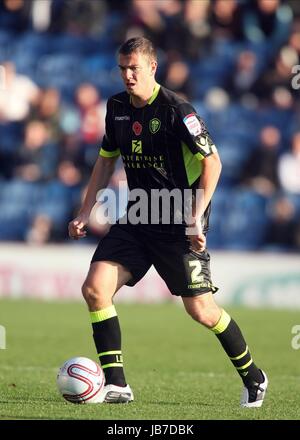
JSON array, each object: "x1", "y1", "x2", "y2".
[
  {"x1": 82, "y1": 260, "x2": 131, "y2": 311},
  {"x1": 182, "y1": 293, "x2": 268, "y2": 407},
  {"x1": 182, "y1": 292, "x2": 264, "y2": 383},
  {"x1": 149, "y1": 236, "x2": 267, "y2": 407},
  {"x1": 82, "y1": 224, "x2": 151, "y2": 403},
  {"x1": 82, "y1": 260, "x2": 133, "y2": 402}
]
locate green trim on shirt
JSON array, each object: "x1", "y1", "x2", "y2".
[{"x1": 99, "y1": 147, "x2": 120, "y2": 158}]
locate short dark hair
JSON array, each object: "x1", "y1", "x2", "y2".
[{"x1": 118, "y1": 37, "x2": 157, "y2": 62}]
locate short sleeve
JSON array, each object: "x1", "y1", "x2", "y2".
[
  {"x1": 175, "y1": 102, "x2": 217, "y2": 159},
  {"x1": 99, "y1": 99, "x2": 120, "y2": 158}
]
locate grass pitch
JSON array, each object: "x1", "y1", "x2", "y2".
[{"x1": 0, "y1": 299, "x2": 299, "y2": 420}]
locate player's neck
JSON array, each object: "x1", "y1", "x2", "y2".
[{"x1": 130, "y1": 82, "x2": 157, "y2": 108}]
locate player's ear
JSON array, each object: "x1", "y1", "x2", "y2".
[{"x1": 150, "y1": 60, "x2": 157, "y2": 76}]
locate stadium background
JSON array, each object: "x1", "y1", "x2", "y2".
[
  {"x1": 0, "y1": 0, "x2": 300, "y2": 422},
  {"x1": 0, "y1": 0, "x2": 299, "y2": 306}
]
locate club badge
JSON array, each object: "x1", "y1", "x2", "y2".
[{"x1": 149, "y1": 118, "x2": 161, "y2": 134}]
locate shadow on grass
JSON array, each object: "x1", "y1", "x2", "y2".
[{"x1": 147, "y1": 400, "x2": 214, "y2": 407}]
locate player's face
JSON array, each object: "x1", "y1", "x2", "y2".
[{"x1": 118, "y1": 51, "x2": 157, "y2": 98}]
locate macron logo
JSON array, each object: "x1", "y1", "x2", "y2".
[{"x1": 115, "y1": 116, "x2": 130, "y2": 121}]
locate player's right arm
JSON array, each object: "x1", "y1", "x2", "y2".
[
  {"x1": 68, "y1": 155, "x2": 118, "y2": 239},
  {"x1": 69, "y1": 98, "x2": 120, "y2": 240}
]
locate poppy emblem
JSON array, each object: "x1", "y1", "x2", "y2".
[{"x1": 132, "y1": 121, "x2": 142, "y2": 136}]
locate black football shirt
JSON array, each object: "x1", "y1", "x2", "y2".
[{"x1": 99, "y1": 84, "x2": 218, "y2": 234}]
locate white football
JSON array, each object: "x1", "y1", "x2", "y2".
[{"x1": 57, "y1": 356, "x2": 105, "y2": 404}]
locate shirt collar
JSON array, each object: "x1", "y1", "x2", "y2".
[{"x1": 129, "y1": 83, "x2": 161, "y2": 106}]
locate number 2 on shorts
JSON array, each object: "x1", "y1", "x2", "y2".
[{"x1": 188, "y1": 260, "x2": 203, "y2": 283}]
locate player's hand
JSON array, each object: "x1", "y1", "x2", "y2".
[
  {"x1": 187, "y1": 222, "x2": 206, "y2": 253},
  {"x1": 68, "y1": 214, "x2": 89, "y2": 240}
]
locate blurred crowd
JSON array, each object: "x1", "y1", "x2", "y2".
[{"x1": 0, "y1": 0, "x2": 299, "y2": 251}]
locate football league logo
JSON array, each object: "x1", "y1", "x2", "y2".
[
  {"x1": 183, "y1": 114, "x2": 201, "y2": 136},
  {"x1": 149, "y1": 118, "x2": 161, "y2": 134}
]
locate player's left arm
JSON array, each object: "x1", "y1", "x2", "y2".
[
  {"x1": 187, "y1": 152, "x2": 222, "y2": 252},
  {"x1": 196, "y1": 151, "x2": 222, "y2": 221},
  {"x1": 175, "y1": 103, "x2": 222, "y2": 250}
]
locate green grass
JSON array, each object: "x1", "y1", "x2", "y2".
[{"x1": 0, "y1": 299, "x2": 299, "y2": 420}]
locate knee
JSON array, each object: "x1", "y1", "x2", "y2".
[
  {"x1": 186, "y1": 306, "x2": 221, "y2": 328},
  {"x1": 81, "y1": 280, "x2": 102, "y2": 305}
]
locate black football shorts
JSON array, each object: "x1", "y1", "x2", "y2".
[{"x1": 91, "y1": 223, "x2": 218, "y2": 297}]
